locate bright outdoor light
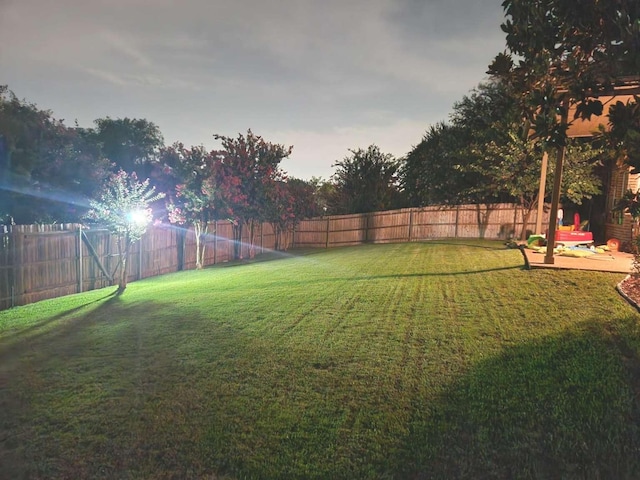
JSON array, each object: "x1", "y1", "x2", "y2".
[{"x1": 126, "y1": 209, "x2": 149, "y2": 226}]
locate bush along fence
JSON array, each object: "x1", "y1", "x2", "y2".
[{"x1": 0, "y1": 203, "x2": 548, "y2": 310}]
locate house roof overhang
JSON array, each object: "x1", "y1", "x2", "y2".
[{"x1": 566, "y1": 78, "x2": 640, "y2": 138}]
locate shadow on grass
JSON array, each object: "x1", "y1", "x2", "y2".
[
  {"x1": 6, "y1": 289, "x2": 639, "y2": 478},
  {"x1": 0, "y1": 289, "x2": 120, "y2": 344},
  {"x1": 396, "y1": 317, "x2": 640, "y2": 479},
  {"x1": 212, "y1": 266, "x2": 525, "y2": 293},
  {"x1": 208, "y1": 241, "x2": 512, "y2": 270},
  {"x1": 420, "y1": 240, "x2": 510, "y2": 251},
  {"x1": 353, "y1": 265, "x2": 524, "y2": 279},
  {"x1": 0, "y1": 296, "x2": 249, "y2": 479}
]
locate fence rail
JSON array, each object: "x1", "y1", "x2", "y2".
[{"x1": 0, "y1": 203, "x2": 547, "y2": 310}]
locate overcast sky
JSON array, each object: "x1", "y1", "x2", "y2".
[{"x1": 0, "y1": 0, "x2": 507, "y2": 180}]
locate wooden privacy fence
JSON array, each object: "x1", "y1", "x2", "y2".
[
  {"x1": 0, "y1": 221, "x2": 279, "y2": 310},
  {"x1": 0, "y1": 203, "x2": 547, "y2": 310},
  {"x1": 292, "y1": 203, "x2": 549, "y2": 248}
]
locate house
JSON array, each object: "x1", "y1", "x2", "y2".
[
  {"x1": 605, "y1": 164, "x2": 639, "y2": 250},
  {"x1": 564, "y1": 78, "x2": 640, "y2": 249}
]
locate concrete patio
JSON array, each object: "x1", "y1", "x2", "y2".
[{"x1": 521, "y1": 247, "x2": 634, "y2": 274}]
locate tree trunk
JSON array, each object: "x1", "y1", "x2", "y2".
[
  {"x1": 248, "y1": 221, "x2": 256, "y2": 259},
  {"x1": 233, "y1": 222, "x2": 243, "y2": 260},
  {"x1": 117, "y1": 234, "x2": 130, "y2": 294},
  {"x1": 273, "y1": 223, "x2": 281, "y2": 251},
  {"x1": 520, "y1": 202, "x2": 535, "y2": 240},
  {"x1": 194, "y1": 221, "x2": 208, "y2": 269},
  {"x1": 475, "y1": 204, "x2": 493, "y2": 239}
]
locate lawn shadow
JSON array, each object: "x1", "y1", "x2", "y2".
[
  {"x1": 218, "y1": 265, "x2": 525, "y2": 292},
  {"x1": 420, "y1": 240, "x2": 509, "y2": 251},
  {"x1": 207, "y1": 249, "x2": 307, "y2": 269},
  {"x1": 395, "y1": 317, "x2": 640, "y2": 479},
  {"x1": 0, "y1": 289, "x2": 120, "y2": 343},
  {"x1": 0, "y1": 295, "x2": 250, "y2": 479}
]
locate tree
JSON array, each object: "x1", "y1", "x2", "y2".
[
  {"x1": 480, "y1": 133, "x2": 602, "y2": 238},
  {"x1": 488, "y1": 0, "x2": 639, "y2": 146},
  {"x1": 286, "y1": 177, "x2": 324, "y2": 219},
  {"x1": 401, "y1": 123, "x2": 470, "y2": 206},
  {"x1": 331, "y1": 145, "x2": 401, "y2": 214},
  {"x1": 487, "y1": 0, "x2": 639, "y2": 259},
  {"x1": 457, "y1": 82, "x2": 602, "y2": 238},
  {"x1": 90, "y1": 117, "x2": 165, "y2": 177},
  {"x1": 263, "y1": 180, "x2": 295, "y2": 251},
  {"x1": 401, "y1": 81, "x2": 603, "y2": 238},
  {"x1": 159, "y1": 143, "x2": 234, "y2": 269},
  {"x1": 0, "y1": 86, "x2": 111, "y2": 223},
  {"x1": 606, "y1": 95, "x2": 640, "y2": 173},
  {"x1": 605, "y1": 94, "x2": 640, "y2": 272},
  {"x1": 402, "y1": 83, "x2": 521, "y2": 208},
  {"x1": 213, "y1": 130, "x2": 292, "y2": 259},
  {"x1": 86, "y1": 170, "x2": 164, "y2": 293}
]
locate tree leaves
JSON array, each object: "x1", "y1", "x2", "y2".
[
  {"x1": 489, "y1": 0, "x2": 640, "y2": 148},
  {"x1": 85, "y1": 170, "x2": 164, "y2": 242},
  {"x1": 331, "y1": 145, "x2": 400, "y2": 214}
]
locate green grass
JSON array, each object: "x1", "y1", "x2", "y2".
[{"x1": 1, "y1": 240, "x2": 640, "y2": 479}]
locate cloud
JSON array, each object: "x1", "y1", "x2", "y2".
[
  {"x1": 271, "y1": 117, "x2": 437, "y2": 180},
  {"x1": 98, "y1": 29, "x2": 154, "y2": 68},
  {"x1": 0, "y1": 0, "x2": 508, "y2": 181}
]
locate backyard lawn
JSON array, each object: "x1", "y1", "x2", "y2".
[{"x1": 1, "y1": 240, "x2": 640, "y2": 479}]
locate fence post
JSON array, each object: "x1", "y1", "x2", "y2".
[
  {"x1": 213, "y1": 221, "x2": 217, "y2": 265},
  {"x1": 325, "y1": 217, "x2": 330, "y2": 249},
  {"x1": 365, "y1": 213, "x2": 370, "y2": 243},
  {"x1": 11, "y1": 230, "x2": 22, "y2": 307},
  {"x1": 291, "y1": 223, "x2": 296, "y2": 249},
  {"x1": 455, "y1": 206, "x2": 460, "y2": 238},
  {"x1": 77, "y1": 226, "x2": 83, "y2": 293},
  {"x1": 261, "y1": 222, "x2": 264, "y2": 254},
  {"x1": 408, "y1": 209, "x2": 414, "y2": 242},
  {"x1": 138, "y1": 237, "x2": 143, "y2": 280},
  {"x1": 9, "y1": 228, "x2": 16, "y2": 308}
]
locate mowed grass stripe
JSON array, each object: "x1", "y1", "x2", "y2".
[{"x1": 1, "y1": 240, "x2": 639, "y2": 479}]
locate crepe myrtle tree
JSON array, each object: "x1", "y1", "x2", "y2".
[
  {"x1": 213, "y1": 130, "x2": 292, "y2": 259},
  {"x1": 86, "y1": 170, "x2": 164, "y2": 293},
  {"x1": 160, "y1": 143, "x2": 237, "y2": 269}
]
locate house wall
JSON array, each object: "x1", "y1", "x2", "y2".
[{"x1": 604, "y1": 165, "x2": 639, "y2": 249}]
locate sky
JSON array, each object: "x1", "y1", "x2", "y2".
[{"x1": 0, "y1": 0, "x2": 507, "y2": 180}]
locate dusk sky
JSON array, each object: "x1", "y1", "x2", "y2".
[{"x1": 1, "y1": 0, "x2": 507, "y2": 180}]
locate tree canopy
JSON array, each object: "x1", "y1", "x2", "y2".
[
  {"x1": 401, "y1": 81, "x2": 603, "y2": 238},
  {"x1": 90, "y1": 117, "x2": 165, "y2": 177},
  {"x1": 331, "y1": 145, "x2": 402, "y2": 214},
  {"x1": 488, "y1": 0, "x2": 640, "y2": 147},
  {"x1": 0, "y1": 86, "x2": 111, "y2": 223},
  {"x1": 85, "y1": 170, "x2": 164, "y2": 292},
  {"x1": 213, "y1": 130, "x2": 292, "y2": 258}
]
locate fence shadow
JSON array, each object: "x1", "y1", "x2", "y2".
[{"x1": 421, "y1": 239, "x2": 511, "y2": 251}]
